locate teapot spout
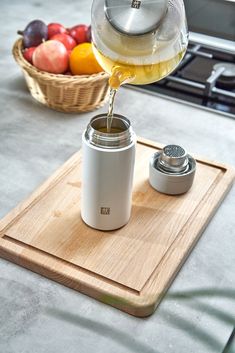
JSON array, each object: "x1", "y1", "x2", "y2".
[{"x1": 109, "y1": 66, "x2": 135, "y2": 89}]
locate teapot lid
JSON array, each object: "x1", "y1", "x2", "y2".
[{"x1": 105, "y1": 0, "x2": 168, "y2": 36}]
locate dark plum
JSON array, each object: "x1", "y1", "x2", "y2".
[{"x1": 18, "y1": 20, "x2": 48, "y2": 48}]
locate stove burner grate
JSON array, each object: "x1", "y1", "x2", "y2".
[{"x1": 214, "y1": 63, "x2": 235, "y2": 89}]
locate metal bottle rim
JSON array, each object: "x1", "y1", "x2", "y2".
[
  {"x1": 152, "y1": 151, "x2": 196, "y2": 177},
  {"x1": 85, "y1": 114, "x2": 135, "y2": 149}
]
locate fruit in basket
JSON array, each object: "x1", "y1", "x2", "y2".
[
  {"x1": 69, "y1": 43, "x2": 103, "y2": 75},
  {"x1": 68, "y1": 24, "x2": 88, "y2": 44},
  {"x1": 47, "y1": 23, "x2": 67, "y2": 38},
  {"x1": 17, "y1": 20, "x2": 48, "y2": 48},
  {"x1": 32, "y1": 40, "x2": 69, "y2": 74},
  {"x1": 23, "y1": 47, "x2": 36, "y2": 63},
  {"x1": 51, "y1": 33, "x2": 76, "y2": 51},
  {"x1": 86, "y1": 25, "x2": 91, "y2": 42}
]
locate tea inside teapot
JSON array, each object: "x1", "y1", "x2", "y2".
[{"x1": 91, "y1": 0, "x2": 188, "y2": 130}]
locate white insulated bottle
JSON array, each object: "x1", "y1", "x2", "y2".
[{"x1": 81, "y1": 114, "x2": 136, "y2": 231}]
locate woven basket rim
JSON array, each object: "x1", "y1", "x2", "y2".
[{"x1": 12, "y1": 38, "x2": 109, "y2": 83}]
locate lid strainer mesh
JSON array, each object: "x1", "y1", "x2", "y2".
[{"x1": 163, "y1": 145, "x2": 186, "y2": 158}]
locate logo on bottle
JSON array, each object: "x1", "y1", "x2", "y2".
[
  {"x1": 101, "y1": 207, "x2": 111, "y2": 215},
  {"x1": 131, "y1": 0, "x2": 141, "y2": 9}
]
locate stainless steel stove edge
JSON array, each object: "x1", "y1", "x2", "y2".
[
  {"x1": 124, "y1": 85, "x2": 235, "y2": 120},
  {"x1": 189, "y1": 32, "x2": 235, "y2": 55}
]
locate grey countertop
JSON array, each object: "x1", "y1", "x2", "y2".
[{"x1": 1, "y1": 1, "x2": 235, "y2": 353}]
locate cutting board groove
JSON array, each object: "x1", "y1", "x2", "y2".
[{"x1": 0, "y1": 137, "x2": 234, "y2": 316}]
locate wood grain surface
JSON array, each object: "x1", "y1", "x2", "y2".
[{"x1": 0, "y1": 137, "x2": 234, "y2": 316}]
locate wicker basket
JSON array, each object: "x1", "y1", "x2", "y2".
[{"x1": 12, "y1": 39, "x2": 110, "y2": 113}]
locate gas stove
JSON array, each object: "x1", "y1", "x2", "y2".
[
  {"x1": 127, "y1": 0, "x2": 235, "y2": 119},
  {"x1": 129, "y1": 44, "x2": 235, "y2": 118}
]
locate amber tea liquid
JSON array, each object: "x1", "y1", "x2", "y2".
[
  {"x1": 97, "y1": 126, "x2": 125, "y2": 133},
  {"x1": 93, "y1": 45, "x2": 186, "y2": 132},
  {"x1": 93, "y1": 45, "x2": 186, "y2": 88}
]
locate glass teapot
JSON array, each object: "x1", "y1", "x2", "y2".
[{"x1": 91, "y1": 0, "x2": 188, "y2": 89}]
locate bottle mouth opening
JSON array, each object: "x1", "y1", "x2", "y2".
[
  {"x1": 85, "y1": 114, "x2": 134, "y2": 149},
  {"x1": 90, "y1": 114, "x2": 129, "y2": 132}
]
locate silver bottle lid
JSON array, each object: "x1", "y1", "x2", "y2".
[
  {"x1": 85, "y1": 114, "x2": 135, "y2": 149},
  {"x1": 149, "y1": 144, "x2": 196, "y2": 195},
  {"x1": 157, "y1": 145, "x2": 189, "y2": 174},
  {"x1": 104, "y1": 0, "x2": 168, "y2": 36}
]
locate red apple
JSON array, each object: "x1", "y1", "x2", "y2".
[
  {"x1": 68, "y1": 24, "x2": 88, "y2": 44},
  {"x1": 51, "y1": 33, "x2": 76, "y2": 51},
  {"x1": 86, "y1": 25, "x2": 91, "y2": 42},
  {"x1": 23, "y1": 47, "x2": 36, "y2": 63},
  {"x1": 47, "y1": 23, "x2": 67, "y2": 39},
  {"x1": 32, "y1": 40, "x2": 69, "y2": 74}
]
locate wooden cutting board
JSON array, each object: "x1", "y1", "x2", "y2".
[{"x1": 0, "y1": 138, "x2": 234, "y2": 317}]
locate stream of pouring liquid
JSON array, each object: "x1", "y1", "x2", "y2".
[
  {"x1": 107, "y1": 88, "x2": 117, "y2": 133},
  {"x1": 106, "y1": 67, "x2": 134, "y2": 132}
]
